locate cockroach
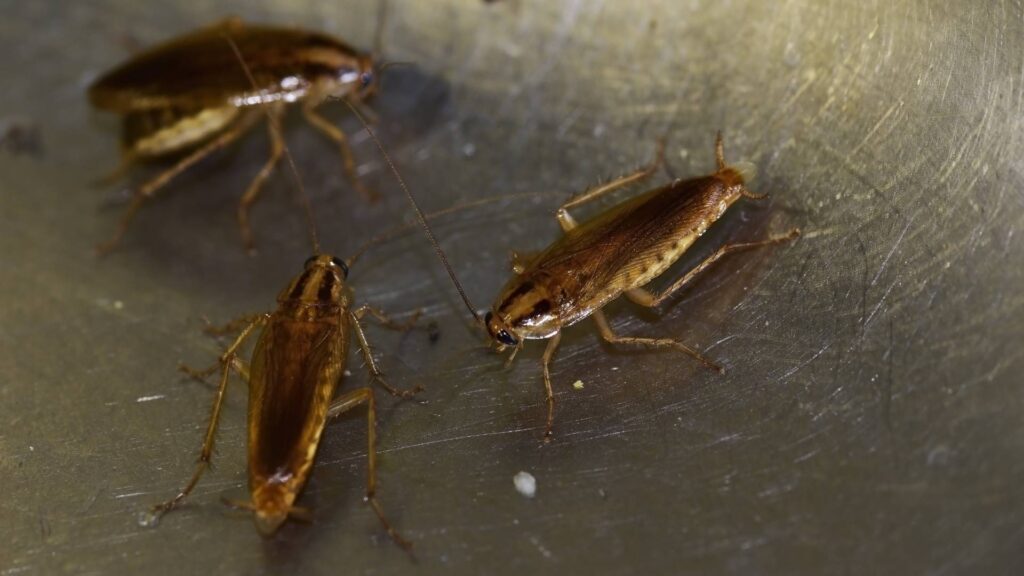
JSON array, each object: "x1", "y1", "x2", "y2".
[
  {"x1": 89, "y1": 16, "x2": 389, "y2": 254},
  {"x1": 145, "y1": 249, "x2": 427, "y2": 546},
  {"x1": 464, "y1": 134, "x2": 800, "y2": 441}
]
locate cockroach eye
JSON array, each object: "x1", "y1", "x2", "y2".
[
  {"x1": 360, "y1": 71, "x2": 373, "y2": 87},
  {"x1": 330, "y1": 256, "x2": 349, "y2": 278},
  {"x1": 497, "y1": 330, "x2": 518, "y2": 346}
]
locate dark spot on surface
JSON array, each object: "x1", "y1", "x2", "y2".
[
  {"x1": 0, "y1": 118, "x2": 43, "y2": 157},
  {"x1": 655, "y1": 254, "x2": 664, "y2": 262},
  {"x1": 427, "y1": 321, "x2": 440, "y2": 343},
  {"x1": 640, "y1": 266, "x2": 649, "y2": 274}
]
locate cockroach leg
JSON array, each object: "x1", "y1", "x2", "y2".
[
  {"x1": 625, "y1": 228, "x2": 802, "y2": 309},
  {"x1": 301, "y1": 104, "x2": 378, "y2": 203},
  {"x1": 540, "y1": 331, "x2": 563, "y2": 442},
  {"x1": 178, "y1": 361, "x2": 220, "y2": 383},
  {"x1": 92, "y1": 153, "x2": 137, "y2": 187},
  {"x1": 349, "y1": 310, "x2": 423, "y2": 398},
  {"x1": 201, "y1": 313, "x2": 264, "y2": 337},
  {"x1": 180, "y1": 356, "x2": 251, "y2": 386},
  {"x1": 96, "y1": 111, "x2": 261, "y2": 255},
  {"x1": 148, "y1": 316, "x2": 266, "y2": 522},
  {"x1": 559, "y1": 139, "x2": 666, "y2": 219},
  {"x1": 353, "y1": 304, "x2": 422, "y2": 332},
  {"x1": 591, "y1": 309, "x2": 723, "y2": 374},
  {"x1": 237, "y1": 105, "x2": 285, "y2": 253},
  {"x1": 326, "y1": 387, "x2": 413, "y2": 551}
]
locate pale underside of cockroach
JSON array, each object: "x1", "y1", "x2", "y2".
[
  {"x1": 88, "y1": 19, "x2": 381, "y2": 254},
  {"x1": 146, "y1": 255, "x2": 419, "y2": 549},
  {"x1": 484, "y1": 135, "x2": 800, "y2": 441}
]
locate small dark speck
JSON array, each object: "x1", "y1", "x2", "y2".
[
  {"x1": 0, "y1": 117, "x2": 43, "y2": 157},
  {"x1": 427, "y1": 321, "x2": 440, "y2": 344}
]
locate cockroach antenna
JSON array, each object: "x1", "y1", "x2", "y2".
[{"x1": 342, "y1": 99, "x2": 482, "y2": 324}]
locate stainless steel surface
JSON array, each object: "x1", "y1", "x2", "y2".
[{"x1": 1, "y1": 1, "x2": 1022, "y2": 574}]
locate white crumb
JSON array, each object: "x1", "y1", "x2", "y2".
[{"x1": 514, "y1": 471, "x2": 536, "y2": 498}]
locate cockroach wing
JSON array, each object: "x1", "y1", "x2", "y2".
[
  {"x1": 89, "y1": 20, "x2": 362, "y2": 111},
  {"x1": 531, "y1": 177, "x2": 724, "y2": 315},
  {"x1": 246, "y1": 316, "x2": 348, "y2": 484}
]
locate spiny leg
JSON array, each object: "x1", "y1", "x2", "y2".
[
  {"x1": 350, "y1": 310, "x2": 422, "y2": 398},
  {"x1": 715, "y1": 131, "x2": 726, "y2": 170},
  {"x1": 96, "y1": 112, "x2": 260, "y2": 256},
  {"x1": 353, "y1": 304, "x2": 422, "y2": 332},
  {"x1": 93, "y1": 152, "x2": 137, "y2": 187},
  {"x1": 237, "y1": 106, "x2": 285, "y2": 253},
  {"x1": 624, "y1": 229, "x2": 801, "y2": 309},
  {"x1": 591, "y1": 308, "x2": 723, "y2": 374},
  {"x1": 540, "y1": 331, "x2": 563, "y2": 443},
  {"x1": 149, "y1": 316, "x2": 266, "y2": 520},
  {"x1": 302, "y1": 103, "x2": 378, "y2": 203},
  {"x1": 201, "y1": 313, "x2": 264, "y2": 338},
  {"x1": 556, "y1": 139, "x2": 665, "y2": 232},
  {"x1": 180, "y1": 355, "x2": 250, "y2": 387},
  {"x1": 326, "y1": 387, "x2": 413, "y2": 551}
]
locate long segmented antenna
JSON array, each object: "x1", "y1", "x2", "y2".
[
  {"x1": 342, "y1": 99, "x2": 481, "y2": 324},
  {"x1": 223, "y1": 33, "x2": 321, "y2": 255},
  {"x1": 346, "y1": 190, "x2": 559, "y2": 267}
]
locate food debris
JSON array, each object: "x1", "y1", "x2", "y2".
[
  {"x1": 572, "y1": 379, "x2": 584, "y2": 390},
  {"x1": 513, "y1": 471, "x2": 536, "y2": 499}
]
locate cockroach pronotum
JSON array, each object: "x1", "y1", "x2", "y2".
[{"x1": 89, "y1": 16, "x2": 390, "y2": 254}]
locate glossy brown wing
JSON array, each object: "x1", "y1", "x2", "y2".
[
  {"x1": 89, "y1": 20, "x2": 362, "y2": 111},
  {"x1": 532, "y1": 176, "x2": 728, "y2": 315},
  {"x1": 247, "y1": 315, "x2": 347, "y2": 483}
]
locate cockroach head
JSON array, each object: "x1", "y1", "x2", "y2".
[
  {"x1": 485, "y1": 311, "x2": 519, "y2": 349},
  {"x1": 303, "y1": 254, "x2": 349, "y2": 279},
  {"x1": 355, "y1": 55, "x2": 378, "y2": 100}
]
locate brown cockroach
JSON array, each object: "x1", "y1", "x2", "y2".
[
  {"x1": 472, "y1": 134, "x2": 801, "y2": 441},
  {"x1": 89, "y1": 16, "x2": 389, "y2": 254},
  {"x1": 145, "y1": 250, "x2": 425, "y2": 546}
]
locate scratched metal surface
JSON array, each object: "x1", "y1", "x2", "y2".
[{"x1": 1, "y1": 0, "x2": 1022, "y2": 574}]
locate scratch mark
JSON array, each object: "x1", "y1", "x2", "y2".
[
  {"x1": 380, "y1": 426, "x2": 536, "y2": 454},
  {"x1": 850, "y1": 100, "x2": 904, "y2": 158},
  {"x1": 883, "y1": 319, "x2": 894, "y2": 431},
  {"x1": 136, "y1": 394, "x2": 166, "y2": 403},
  {"x1": 114, "y1": 491, "x2": 148, "y2": 499},
  {"x1": 775, "y1": 342, "x2": 832, "y2": 382},
  {"x1": 863, "y1": 278, "x2": 898, "y2": 333},
  {"x1": 871, "y1": 212, "x2": 916, "y2": 286}
]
